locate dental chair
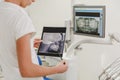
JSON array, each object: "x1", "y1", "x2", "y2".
[
  {"x1": 98, "y1": 33, "x2": 120, "y2": 80},
  {"x1": 37, "y1": 56, "x2": 52, "y2": 80}
]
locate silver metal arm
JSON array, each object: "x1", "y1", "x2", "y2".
[
  {"x1": 65, "y1": 33, "x2": 120, "y2": 58},
  {"x1": 65, "y1": 39, "x2": 113, "y2": 58}
]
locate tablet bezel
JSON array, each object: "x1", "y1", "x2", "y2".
[{"x1": 37, "y1": 27, "x2": 66, "y2": 57}]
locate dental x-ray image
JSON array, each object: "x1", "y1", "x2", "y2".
[
  {"x1": 76, "y1": 17, "x2": 99, "y2": 35},
  {"x1": 37, "y1": 27, "x2": 66, "y2": 57},
  {"x1": 39, "y1": 33, "x2": 65, "y2": 53}
]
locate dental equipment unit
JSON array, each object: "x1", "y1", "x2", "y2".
[{"x1": 62, "y1": 33, "x2": 120, "y2": 80}]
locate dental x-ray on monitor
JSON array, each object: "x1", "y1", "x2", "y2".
[
  {"x1": 37, "y1": 27, "x2": 66, "y2": 57},
  {"x1": 73, "y1": 5, "x2": 105, "y2": 38}
]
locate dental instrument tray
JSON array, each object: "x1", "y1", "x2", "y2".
[{"x1": 37, "y1": 27, "x2": 66, "y2": 57}]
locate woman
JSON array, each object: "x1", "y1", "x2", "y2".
[{"x1": 0, "y1": 0, "x2": 68, "y2": 80}]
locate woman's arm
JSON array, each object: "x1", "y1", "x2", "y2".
[{"x1": 16, "y1": 33, "x2": 68, "y2": 77}]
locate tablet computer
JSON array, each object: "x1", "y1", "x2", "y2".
[{"x1": 37, "y1": 27, "x2": 66, "y2": 57}]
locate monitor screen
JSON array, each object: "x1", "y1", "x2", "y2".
[
  {"x1": 73, "y1": 5, "x2": 105, "y2": 38},
  {"x1": 37, "y1": 27, "x2": 66, "y2": 57}
]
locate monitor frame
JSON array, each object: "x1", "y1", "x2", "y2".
[{"x1": 73, "y1": 5, "x2": 106, "y2": 38}]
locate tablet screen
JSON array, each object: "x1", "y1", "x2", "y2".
[{"x1": 37, "y1": 27, "x2": 66, "y2": 57}]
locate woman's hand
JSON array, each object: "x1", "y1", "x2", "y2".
[
  {"x1": 34, "y1": 39, "x2": 42, "y2": 48},
  {"x1": 55, "y1": 60, "x2": 68, "y2": 73}
]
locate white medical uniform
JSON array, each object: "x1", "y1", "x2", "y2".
[{"x1": 0, "y1": 2, "x2": 43, "y2": 80}]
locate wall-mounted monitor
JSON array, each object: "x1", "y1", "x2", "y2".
[{"x1": 73, "y1": 5, "x2": 105, "y2": 38}]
